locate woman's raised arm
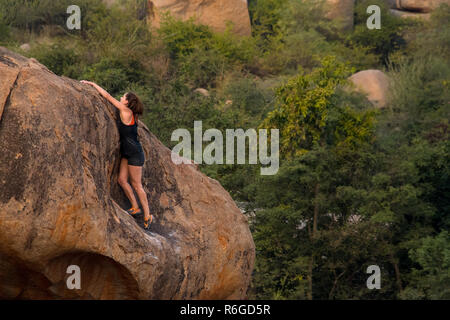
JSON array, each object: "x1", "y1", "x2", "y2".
[{"x1": 80, "y1": 80, "x2": 126, "y2": 111}]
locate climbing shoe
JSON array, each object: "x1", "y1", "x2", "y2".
[
  {"x1": 127, "y1": 207, "x2": 142, "y2": 217},
  {"x1": 144, "y1": 214, "x2": 154, "y2": 230}
]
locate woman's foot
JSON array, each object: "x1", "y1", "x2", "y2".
[
  {"x1": 144, "y1": 214, "x2": 153, "y2": 230},
  {"x1": 127, "y1": 207, "x2": 142, "y2": 217}
]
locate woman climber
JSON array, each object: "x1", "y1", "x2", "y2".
[{"x1": 80, "y1": 80, "x2": 154, "y2": 230}]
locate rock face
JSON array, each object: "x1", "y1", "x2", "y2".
[
  {"x1": 0, "y1": 47, "x2": 255, "y2": 299},
  {"x1": 194, "y1": 88, "x2": 210, "y2": 97},
  {"x1": 19, "y1": 43, "x2": 31, "y2": 52},
  {"x1": 348, "y1": 70, "x2": 390, "y2": 108},
  {"x1": 386, "y1": 0, "x2": 449, "y2": 12},
  {"x1": 147, "y1": 0, "x2": 252, "y2": 36},
  {"x1": 386, "y1": 0, "x2": 450, "y2": 19},
  {"x1": 389, "y1": 8, "x2": 432, "y2": 19},
  {"x1": 324, "y1": 0, "x2": 355, "y2": 30}
]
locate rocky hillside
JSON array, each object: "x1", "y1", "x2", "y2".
[{"x1": 147, "y1": 0, "x2": 252, "y2": 36}]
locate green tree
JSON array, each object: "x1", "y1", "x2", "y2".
[
  {"x1": 259, "y1": 56, "x2": 375, "y2": 157},
  {"x1": 249, "y1": 57, "x2": 381, "y2": 299},
  {"x1": 400, "y1": 231, "x2": 450, "y2": 299}
]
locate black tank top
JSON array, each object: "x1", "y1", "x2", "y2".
[{"x1": 117, "y1": 111, "x2": 143, "y2": 156}]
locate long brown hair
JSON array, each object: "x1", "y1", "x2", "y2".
[{"x1": 126, "y1": 92, "x2": 143, "y2": 123}]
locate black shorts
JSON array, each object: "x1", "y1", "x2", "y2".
[
  {"x1": 121, "y1": 139, "x2": 145, "y2": 166},
  {"x1": 124, "y1": 151, "x2": 145, "y2": 166}
]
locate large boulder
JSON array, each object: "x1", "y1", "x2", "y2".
[
  {"x1": 386, "y1": 0, "x2": 449, "y2": 13},
  {"x1": 147, "y1": 0, "x2": 252, "y2": 36},
  {"x1": 389, "y1": 8, "x2": 431, "y2": 19},
  {"x1": 0, "y1": 47, "x2": 255, "y2": 299},
  {"x1": 386, "y1": 0, "x2": 450, "y2": 19},
  {"x1": 348, "y1": 69, "x2": 390, "y2": 108},
  {"x1": 324, "y1": 0, "x2": 355, "y2": 30}
]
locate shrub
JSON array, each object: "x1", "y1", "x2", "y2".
[
  {"x1": 248, "y1": 0, "x2": 288, "y2": 45},
  {"x1": 81, "y1": 57, "x2": 148, "y2": 95},
  {"x1": 0, "y1": 11, "x2": 10, "y2": 42},
  {"x1": 387, "y1": 54, "x2": 450, "y2": 137},
  {"x1": 349, "y1": 0, "x2": 414, "y2": 65},
  {"x1": 0, "y1": 0, "x2": 105, "y2": 32},
  {"x1": 27, "y1": 42, "x2": 81, "y2": 77},
  {"x1": 84, "y1": 2, "x2": 150, "y2": 60},
  {"x1": 222, "y1": 76, "x2": 273, "y2": 120},
  {"x1": 157, "y1": 13, "x2": 215, "y2": 59},
  {"x1": 158, "y1": 13, "x2": 257, "y2": 88}
]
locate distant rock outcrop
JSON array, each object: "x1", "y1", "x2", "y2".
[
  {"x1": 147, "y1": 0, "x2": 252, "y2": 36},
  {"x1": 325, "y1": 0, "x2": 355, "y2": 30},
  {"x1": 387, "y1": 0, "x2": 450, "y2": 19},
  {"x1": 0, "y1": 47, "x2": 255, "y2": 299},
  {"x1": 19, "y1": 43, "x2": 31, "y2": 52},
  {"x1": 349, "y1": 69, "x2": 390, "y2": 108},
  {"x1": 386, "y1": 0, "x2": 448, "y2": 12}
]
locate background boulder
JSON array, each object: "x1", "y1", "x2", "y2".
[
  {"x1": 386, "y1": 0, "x2": 450, "y2": 19},
  {"x1": 147, "y1": 0, "x2": 252, "y2": 36},
  {"x1": 348, "y1": 69, "x2": 390, "y2": 108},
  {"x1": 325, "y1": 0, "x2": 355, "y2": 30},
  {"x1": 386, "y1": 0, "x2": 449, "y2": 12}
]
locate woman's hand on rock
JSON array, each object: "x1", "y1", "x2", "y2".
[{"x1": 80, "y1": 80, "x2": 94, "y2": 86}]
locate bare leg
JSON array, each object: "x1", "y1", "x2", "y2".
[
  {"x1": 117, "y1": 158, "x2": 139, "y2": 209},
  {"x1": 128, "y1": 164, "x2": 151, "y2": 220}
]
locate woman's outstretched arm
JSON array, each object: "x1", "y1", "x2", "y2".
[{"x1": 80, "y1": 80, "x2": 126, "y2": 111}]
